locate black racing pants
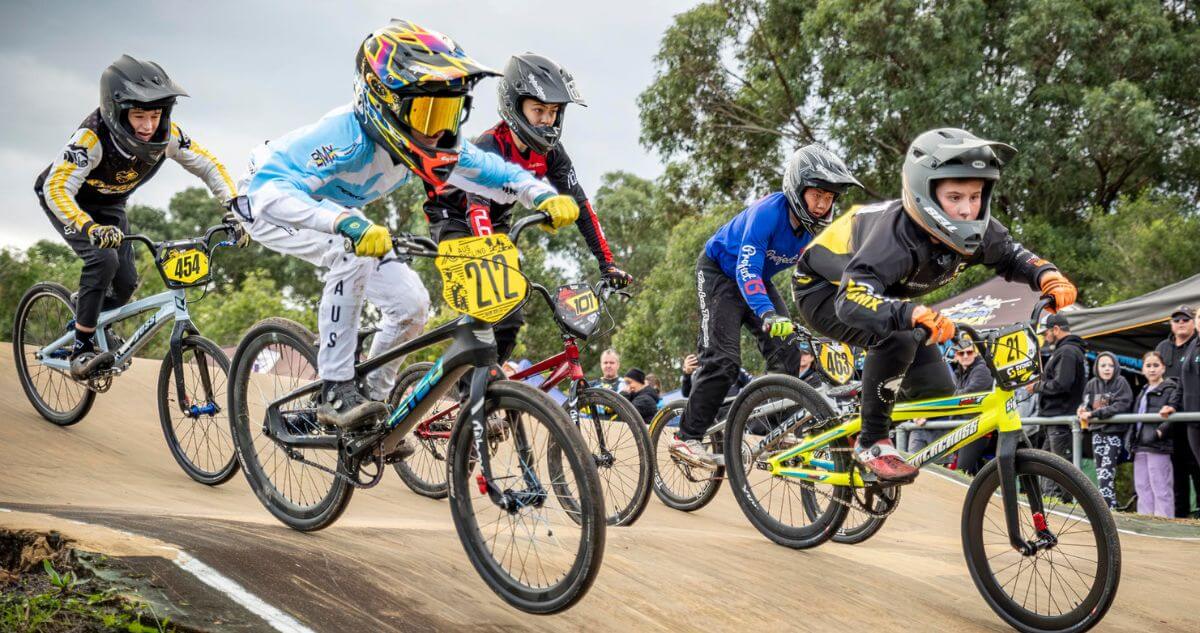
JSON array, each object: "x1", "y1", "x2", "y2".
[
  {"x1": 40, "y1": 197, "x2": 137, "y2": 330},
  {"x1": 1170, "y1": 423, "x2": 1200, "y2": 517},
  {"x1": 796, "y1": 283, "x2": 955, "y2": 445},
  {"x1": 429, "y1": 219, "x2": 523, "y2": 364},
  {"x1": 680, "y1": 255, "x2": 800, "y2": 440}
]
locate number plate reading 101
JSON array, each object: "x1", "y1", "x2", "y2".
[
  {"x1": 161, "y1": 248, "x2": 209, "y2": 284},
  {"x1": 436, "y1": 235, "x2": 527, "y2": 323}
]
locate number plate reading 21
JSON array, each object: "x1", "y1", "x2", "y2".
[{"x1": 436, "y1": 235, "x2": 527, "y2": 323}]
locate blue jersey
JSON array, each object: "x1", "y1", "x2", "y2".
[
  {"x1": 704, "y1": 192, "x2": 813, "y2": 318},
  {"x1": 240, "y1": 105, "x2": 555, "y2": 233}
]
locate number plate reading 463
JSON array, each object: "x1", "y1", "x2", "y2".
[{"x1": 436, "y1": 235, "x2": 527, "y2": 323}]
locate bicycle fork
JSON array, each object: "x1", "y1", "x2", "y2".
[
  {"x1": 995, "y1": 430, "x2": 1052, "y2": 555},
  {"x1": 466, "y1": 366, "x2": 547, "y2": 513}
]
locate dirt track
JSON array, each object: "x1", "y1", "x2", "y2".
[{"x1": 2, "y1": 345, "x2": 1198, "y2": 632}]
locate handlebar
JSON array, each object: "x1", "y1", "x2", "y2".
[
  {"x1": 383, "y1": 211, "x2": 553, "y2": 258},
  {"x1": 913, "y1": 295, "x2": 1058, "y2": 347},
  {"x1": 123, "y1": 223, "x2": 236, "y2": 256}
]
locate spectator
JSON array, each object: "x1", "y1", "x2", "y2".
[
  {"x1": 646, "y1": 373, "x2": 664, "y2": 409},
  {"x1": 797, "y1": 348, "x2": 822, "y2": 388},
  {"x1": 680, "y1": 353, "x2": 751, "y2": 400},
  {"x1": 1177, "y1": 318, "x2": 1200, "y2": 488},
  {"x1": 621, "y1": 368, "x2": 659, "y2": 424},
  {"x1": 1127, "y1": 351, "x2": 1179, "y2": 518},
  {"x1": 952, "y1": 341, "x2": 997, "y2": 475},
  {"x1": 593, "y1": 348, "x2": 625, "y2": 392},
  {"x1": 501, "y1": 361, "x2": 520, "y2": 378},
  {"x1": 1078, "y1": 352, "x2": 1133, "y2": 510},
  {"x1": 1155, "y1": 304, "x2": 1200, "y2": 518},
  {"x1": 1037, "y1": 313, "x2": 1088, "y2": 499}
]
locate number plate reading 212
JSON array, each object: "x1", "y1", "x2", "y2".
[{"x1": 436, "y1": 235, "x2": 527, "y2": 323}]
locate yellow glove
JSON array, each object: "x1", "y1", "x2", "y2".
[
  {"x1": 336, "y1": 215, "x2": 392, "y2": 258},
  {"x1": 535, "y1": 194, "x2": 580, "y2": 234}
]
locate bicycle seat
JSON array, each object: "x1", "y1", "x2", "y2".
[{"x1": 825, "y1": 381, "x2": 862, "y2": 400}]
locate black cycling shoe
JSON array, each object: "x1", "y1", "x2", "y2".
[
  {"x1": 70, "y1": 351, "x2": 116, "y2": 381},
  {"x1": 317, "y1": 380, "x2": 388, "y2": 430}
]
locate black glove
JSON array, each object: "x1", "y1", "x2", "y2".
[{"x1": 601, "y1": 263, "x2": 633, "y2": 289}]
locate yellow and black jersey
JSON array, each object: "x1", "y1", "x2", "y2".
[
  {"x1": 794, "y1": 199, "x2": 1056, "y2": 338},
  {"x1": 34, "y1": 109, "x2": 236, "y2": 231}
]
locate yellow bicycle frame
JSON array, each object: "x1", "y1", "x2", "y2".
[{"x1": 762, "y1": 387, "x2": 1024, "y2": 487}]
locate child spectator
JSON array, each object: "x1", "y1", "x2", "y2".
[
  {"x1": 1128, "y1": 351, "x2": 1180, "y2": 517},
  {"x1": 1078, "y1": 352, "x2": 1133, "y2": 509}
]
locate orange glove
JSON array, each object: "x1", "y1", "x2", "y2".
[
  {"x1": 1039, "y1": 271, "x2": 1077, "y2": 312},
  {"x1": 912, "y1": 305, "x2": 955, "y2": 344}
]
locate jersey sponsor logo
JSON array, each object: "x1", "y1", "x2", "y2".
[
  {"x1": 736, "y1": 245, "x2": 766, "y2": 294},
  {"x1": 311, "y1": 144, "x2": 338, "y2": 167},
  {"x1": 844, "y1": 278, "x2": 884, "y2": 312},
  {"x1": 567, "y1": 169, "x2": 578, "y2": 188},
  {"x1": 335, "y1": 185, "x2": 366, "y2": 201},
  {"x1": 468, "y1": 206, "x2": 494, "y2": 236},
  {"x1": 765, "y1": 249, "x2": 798, "y2": 266},
  {"x1": 85, "y1": 178, "x2": 139, "y2": 194},
  {"x1": 176, "y1": 128, "x2": 192, "y2": 150},
  {"x1": 114, "y1": 169, "x2": 139, "y2": 184},
  {"x1": 63, "y1": 144, "x2": 90, "y2": 167},
  {"x1": 743, "y1": 278, "x2": 766, "y2": 295}
]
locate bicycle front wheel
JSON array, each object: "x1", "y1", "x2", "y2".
[
  {"x1": 447, "y1": 380, "x2": 605, "y2": 614},
  {"x1": 649, "y1": 399, "x2": 724, "y2": 512},
  {"x1": 962, "y1": 448, "x2": 1121, "y2": 633},
  {"x1": 560, "y1": 387, "x2": 653, "y2": 526},
  {"x1": 158, "y1": 335, "x2": 237, "y2": 485}
]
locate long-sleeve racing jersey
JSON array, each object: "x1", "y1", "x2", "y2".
[
  {"x1": 423, "y1": 121, "x2": 613, "y2": 267},
  {"x1": 703, "y1": 192, "x2": 813, "y2": 318},
  {"x1": 35, "y1": 109, "x2": 235, "y2": 230},
  {"x1": 793, "y1": 199, "x2": 1056, "y2": 338},
  {"x1": 239, "y1": 106, "x2": 556, "y2": 233}
]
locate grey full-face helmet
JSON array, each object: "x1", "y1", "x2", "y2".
[
  {"x1": 901, "y1": 128, "x2": 1016, "y2": 256},
  {"x1": 496, "y1": 53, "x2": 586, "y2": 154},
  {"x1": 781, "y1": 143, "x2": 863, "y2": 235}
]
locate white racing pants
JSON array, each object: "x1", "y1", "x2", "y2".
[{"x1": 243, "y1": 212, "x2": 429, "y2": 398}]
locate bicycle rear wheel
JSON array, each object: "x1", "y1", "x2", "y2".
[
  {"x1": 962, "y1": 448, "x2": 1120, "y2": 633},
  {"x1": 724, "y1": 375, "x2": 850, "y2": 550},
  {"x1": 158, "y1": 335, "x2": 238, "y2": 485},
  {"x1": 649, "y1": 400, "x2": 724, "y2": 512},
  {"x1": 390, "y1": 361, "x2": 454, "y2": 499},
  {"x1": 13, "y1": 282, "x2": 95, "y2": 426},
  {"x1": 228, "y1": 318, "x2": 353, "y2": 531},
  {"x1": 447, "y1": 380, "x2": 605, "y2": 614}
]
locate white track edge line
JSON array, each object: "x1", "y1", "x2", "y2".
[
  {"x1": 924, "y1": 469, "x2": 1200, "y2": 542},
  {"x1": 173, "y1": 551, "x2": 314, "y2": 633}
]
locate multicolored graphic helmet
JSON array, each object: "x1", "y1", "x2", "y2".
[{"x1": 353, "y1": 19, "x2": 498, "y2": 187}]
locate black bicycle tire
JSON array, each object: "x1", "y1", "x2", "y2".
[
  {"x1": 157, "y1": 334, "x2": 239, "y2": 485},
  {"x1": 561, "y1": 387, "x2": 653, "y2": 526},
  {"x1": 13, "y1": 282, "x2": 95, "y2": 426},
  {"x1": 228, "y1": 317, "x2": 354, "y2": 531},
  {"x1": 962, "y1": 448, "x2": 1121, "y2": 633},
  {"x1": 649, "y1": 399, "x2": 724, "y2": 512},
  {"x1": 447, "y1": 379, "x2": 605, "y2": 614},
  {"x1": 724, "y1": 375, "x2": 851, "y2": 550}
]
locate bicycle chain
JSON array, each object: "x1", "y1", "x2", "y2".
[{"x1": 769, "y1": 444, "x2": 901, "y2": 518}]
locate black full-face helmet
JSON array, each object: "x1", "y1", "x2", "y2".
[
  {"x1": 496, "y1": 53, "x2": 586, "y2": 154},
  {"x1": 99, "y1": 55, "x2": 188, "y2": 163},
  {"x1": 901, "y1": 128, "x2": 1017, "y2": 256},
  {"x1": 781, "y1": 143, "x2": 863, "y2": 235}
]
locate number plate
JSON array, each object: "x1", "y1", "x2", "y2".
[
  {"x1": 816, "y1": 340, "x2": 856, "y2": 385},
  {"x1": 993, "y1": 328, "x2": 1039, "y2": 385},
  {"x1": 436, "y1": 235, "x2": 527, "y2": 323},
  {"x1": 161, "y1": 248, "x2": 210, "y2": 284},
  {"x1": 554, "y1": 283, "x2": 601, "y2": 338}
]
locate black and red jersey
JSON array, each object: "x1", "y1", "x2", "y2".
[{"x1": 424, "y1": 121, "x2": 613, "y2": 267}]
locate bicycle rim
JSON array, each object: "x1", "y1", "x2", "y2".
[{"x1": 14, "y1": 284, "x2": 94, "y2": 425}]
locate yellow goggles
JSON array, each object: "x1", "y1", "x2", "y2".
[{"x1": 401, "y1": 95, "x2": 468, "y2": 137}]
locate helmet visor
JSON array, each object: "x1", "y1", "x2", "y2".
[{"x1": 401, "y1": 95, "x2": 468, "y2": 137}]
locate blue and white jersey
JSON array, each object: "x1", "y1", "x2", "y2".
[
  {"x1": 239, "y1": 104, "x2": 555, "y2": 233},
  {"x1": 704, "y1": 192, "x2": 814, "y2": 318}
]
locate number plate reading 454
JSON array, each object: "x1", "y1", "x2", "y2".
[
  {"x1": 161, "y1": 248, "x2": 209, "y2": 284},
  {"x1": 436, "y1": 235, "x2": 527, "y2": 323}
]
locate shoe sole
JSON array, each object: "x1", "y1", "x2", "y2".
[{"x1": 668, "y1": 447, "x2": 718, "y2": 470}]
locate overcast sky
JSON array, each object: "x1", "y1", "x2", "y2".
[{"x1": 0, "y1": 0, "x2": 695, "y2": 248}]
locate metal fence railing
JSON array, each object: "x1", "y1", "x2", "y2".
[{"x1": 894, "y1": 412, "x2": 1200, "y2": 470}]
